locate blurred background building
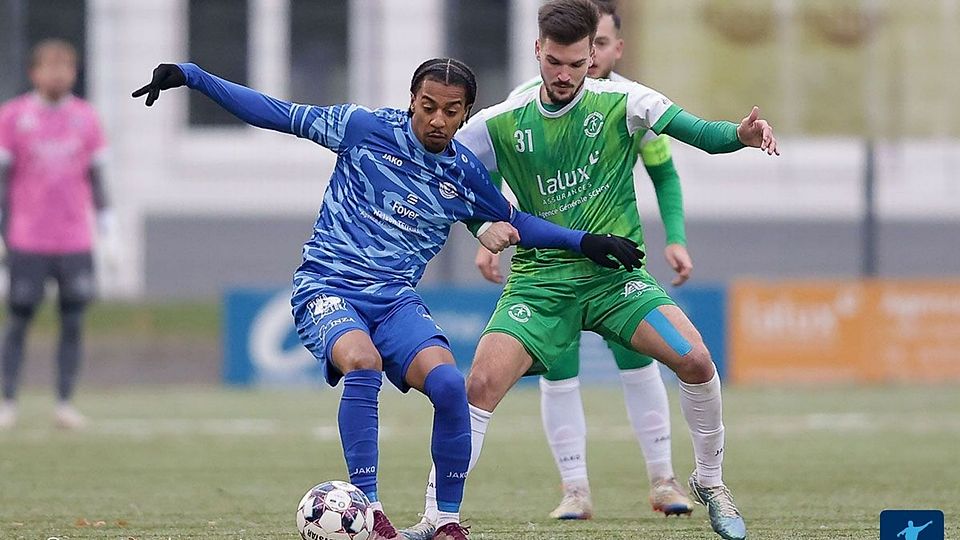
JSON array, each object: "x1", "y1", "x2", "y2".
[
  {"x1": 1, "y1": 0, "x2": 956, "y2": 299},
  {"x1": 0, "y1": 0, "x2": 957, "y2": 387}
]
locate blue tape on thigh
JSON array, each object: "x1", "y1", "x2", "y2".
[{"x1": 644, "y1": 309, "x2": 693, "y2": 357}]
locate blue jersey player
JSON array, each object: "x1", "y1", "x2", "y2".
[{"x1": 133, "y1": 59, "x2": 643, "y2": 540}]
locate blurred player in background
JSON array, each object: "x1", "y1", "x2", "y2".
[
  {"x1": 407, "y1": 1, "x2": 778, "y2": 540},
  {"x1": 0, "y1": 39, "x2": 115, "y2": 430},
  {"x1": 473, "y1": 0, "x2": 696, "y2": 521},
  {"x1": 133, "y1": 58, "x2": 642, "y2": 540}
]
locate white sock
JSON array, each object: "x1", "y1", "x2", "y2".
[
  {"x1": 539, "y1": 377, "x2": 589, "y2": 486},
  {"x1": 424, "y1": 404, "x2": 492, "y2": 524},
  {"x1": 678, "y1": 371, "x2": 725, "y2": 488},
  {"x1": 620, "y1": 363, "x2": 674, "y2": 483},
  {"x1": 436, "y1": 511, "x2": 459, "y2": 528},
  {"x1": 369, "y1": 501, "x2": 383, "y2": 513}
]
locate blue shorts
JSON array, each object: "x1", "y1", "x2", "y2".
[{"x1": 292, "y1": 276, "x2": 450, "y2": 392}]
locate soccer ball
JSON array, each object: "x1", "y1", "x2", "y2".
[{"x1": 296, "y1": 481, "x2": 374, "y2": 540}]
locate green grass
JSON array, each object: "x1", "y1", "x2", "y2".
[
  {"x1": 1, "y1": 385, "x2": 958, "y2": 539},
  {"x1": 0, "y1": 300, "x2": 221, "y2": 339}
]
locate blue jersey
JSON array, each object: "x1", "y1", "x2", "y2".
[
  {"x1": 179, "y1": 63, "x2": 585, "y2": 293},
  {"x1": 289, "y1": 104, "x2": 511, "y2": 287}
]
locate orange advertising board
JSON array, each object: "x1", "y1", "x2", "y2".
[{"x1": 729, "y1": 280, "x2": 960, "y2": 384}]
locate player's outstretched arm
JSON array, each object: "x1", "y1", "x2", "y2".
[
  {"x1": 509, "y1": 211, "x2": 643, "y2": 271},
  {"x1": 131, "y1": 64, "x2": 186, "y2": 106},
  {"x1": 661, "y1": 107, "x2": 779, "y2": 156},
  {"x1": 736, "y1": 106, "x2": 778, "y2": 155},
  {"x1": 132, "y1": 63, "x2": 295, "y2": 134},
  {"x1": 134, "y1": 63, "x2": 366, "y2": 151}
]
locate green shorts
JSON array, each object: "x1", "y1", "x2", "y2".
[
  {"x1": 542, "y1": 336, "x2": 656, "y2": 381},
  {"x1": 484, "y1": 267, "x2": 674, "y2": 376}
]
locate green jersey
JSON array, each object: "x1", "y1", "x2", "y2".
[
  {"x1": 504, "y1": 73, "x2": 685, "y2": 245},
  {"x1": 458, "y1": 77, "x2": 681, "y2": 278}
]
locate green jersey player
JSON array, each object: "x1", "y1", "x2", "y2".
[
  {"x1": 406, "y1": 2, "x2": 777, "y2": 539},
  {"x1": 473, "y1": 0, "x2": 696, "y2": 521}
]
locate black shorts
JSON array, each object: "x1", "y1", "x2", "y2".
[{"x1": 7, "y1": 250, "x2": 95, "y2": 307}]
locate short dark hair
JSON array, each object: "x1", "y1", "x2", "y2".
[
  {"x1": 538, "y1": 0, "x2": 601, "y2": 46},
  {"x1": 30, "y1": 39, "x2": 78, "y2": 68},
  {"x1": 410, "y1": 58, "x2": 478, "y2": 108},
  {"x1": 592, "y1": 0, "x2": 622, "y2": 33}
]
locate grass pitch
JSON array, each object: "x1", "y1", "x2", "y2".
[{"x1": 1, "y1": 385, "x2": 957, "y2": 539}]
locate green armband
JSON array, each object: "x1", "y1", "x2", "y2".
[
  {"x1": 640, "y1": 134, "x2": 672, "y2": 167},
  {"x1": 662, "y1": 109, "x2": 744, "y2": 154}
]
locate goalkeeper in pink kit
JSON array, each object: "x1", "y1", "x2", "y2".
[{"x1": 0, "y1": 40, "x2": 115, "y2": 430}]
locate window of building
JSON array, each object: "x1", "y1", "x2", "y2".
[
  {"x1": 0, "y1": 0, "x2": 87, "y2": 101},
  {"x1": 289, "y1": 0, "x2": 350, "y2": 106},
  {"x1": 445, "y1": 0, "x2": 510, "y2": 110},
  {"x1": 188, "y1": 0, "x2": 249, "y2": 126}
]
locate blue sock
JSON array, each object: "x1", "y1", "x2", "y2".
[
  {"x1": 339, "y1": 369, "x2": 381, "y2": 502},
  {"x1": 423, "y1": 364, "x2": 470, "y2": 513}
]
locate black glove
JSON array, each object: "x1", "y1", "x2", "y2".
[
  {"x1": 580, "y1": 233, "x2": 644, "y2": 272},
  {"x1": 131, "y1": 64, "x2": 187, "y2": 106}
]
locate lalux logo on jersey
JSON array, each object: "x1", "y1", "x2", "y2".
[{"x1": 536, "y1": 150, "x2": 601, "y2": 196}]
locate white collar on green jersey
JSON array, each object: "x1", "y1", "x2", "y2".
[
  {"x1": 514, "y1": 71, "x2": 631, "y2": 118},
  {"x1": 536, "y1": 80, "x2": 588, "y2": 118}
]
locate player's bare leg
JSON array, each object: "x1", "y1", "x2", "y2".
[
  {"x1": 403, "y1": 333, "x2": 532, "y2": 540},
  {"x1": 465, "y1": 332, "x2": 533, "y2": 411},
  {"x1": 629, "y1": 305, "x2": 745, "y2": 540}
]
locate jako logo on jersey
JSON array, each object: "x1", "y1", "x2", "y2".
[
  {"x1": 310, "y1": 295, "x2": 346, "y2": 318},
  {"x1": 623, "y1": 281, "x2": 651, "y2": 297},
  {"x1": 537, "y1": 166, "x2": 590, "y2": 196},
  {"x1": 583, "y1": 111, "x2": 605, "y2": 137},
  {"x1": 391, "y1": 200, "x2": 419, "y2": 220},
  {"x1": 439, "y1": 181, "x2": 458, "y2": 199},
  {"x1": 588, "y1": 150, "x2": 600, "y2": 165},
  {"x1": 508, "y1": 303, "x2": 532, "y2": 323},
  {"x1": 382, "y1": 153, "x2": 404, "y2": 167}
]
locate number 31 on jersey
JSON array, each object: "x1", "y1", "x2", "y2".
[{"x1": 514, "y1": 129, "x2": 534, "y2": 153}]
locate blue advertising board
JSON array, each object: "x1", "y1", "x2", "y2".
[{"x1": 223, "y1": 285, "x2": 727, "y2": 386}]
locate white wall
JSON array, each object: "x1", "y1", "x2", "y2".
[{"x1": 85, "y1": 0, "x2": 960, "y2": 298}]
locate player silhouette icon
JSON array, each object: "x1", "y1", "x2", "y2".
[{"x1": 898, "y1": 520, "x2": 934, "y2": 540}]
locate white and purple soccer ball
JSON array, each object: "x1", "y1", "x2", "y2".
[{"x1": 296, "y1": 481, "x2": 373, "y2": 540}]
